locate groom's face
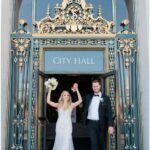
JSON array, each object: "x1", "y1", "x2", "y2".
[{"x1": 92, "y1": 82, "x2": 101, "y2": 93}]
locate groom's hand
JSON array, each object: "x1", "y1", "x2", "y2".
[
  {"x1": 72, "y1": 83, "x2": 78, "y2": 91},
  {"x1": 74, "y1": 83, "x2": 78, "y2": 90},
  {"x1": 108, "y1": 126, "x2": 114, "y2": 135}
]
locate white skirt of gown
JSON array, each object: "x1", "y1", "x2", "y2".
[{"x1": 52, "y1": 107, "x2": 74, "y2": 150}]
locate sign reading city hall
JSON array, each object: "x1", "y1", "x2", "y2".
[{"x1": 44, "y1": 49, "x2": 105, "y2": 73}]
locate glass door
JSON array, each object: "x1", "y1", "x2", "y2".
[
  {"x1": 37, "y1": 70, "x2": 49, "y2": 150},
  {"x1": 100, "y1": 70, "x2": 117, "y2": 150}
]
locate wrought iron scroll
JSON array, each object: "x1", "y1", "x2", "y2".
[
  {"x1": 8, "y1": 2, "x2": 140, "y2": 150},
  {"x1": 9, "y1": 22, "x2": 31, "y2": 150},
  {"x1": 108, "y1": 44, "x2": 117, "y2": 150},
  {"x1": 117, "y1": 29, "x2": 138, "y2": 150},
  {"x1": 29, "y1": 37, "x2": 117, "y2": 150}
]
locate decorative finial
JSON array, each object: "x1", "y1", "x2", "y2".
[
  {"x1": 14, "y1": 19, "x2": 29, "y2": 34},
  {"x1": 98, "y1": 5, "x2": 102, "y2": 17},
  {"x1": 120, "y1": 19, "x2": 131, "y2": 34},
  {"x1": 19, "y1": 19, "x2": 27, "y2": 28},
  {"x1": 120, "y1": 19, "x2": 129, "y2": 28},
  {"x1": 47, "y1": 4, "x2": 50, "y2": 16}
]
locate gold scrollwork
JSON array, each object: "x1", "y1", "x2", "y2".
[
  {"x1": 35, "y1": 0, "x2": 115, "y2": 34},
  {"x1": 12, "y1": 38, "x2": 30, "y2": 69},
  {"x1": 118, "y1": 38, "x2": 136, "y2": 69}
]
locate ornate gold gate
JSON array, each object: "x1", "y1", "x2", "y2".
[{"x1": 9, "y1": 0, "x2": 139, "y2": 150}]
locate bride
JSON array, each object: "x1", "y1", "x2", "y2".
[{"x1": 47, "y1": 83, "x2": 82, "y2": 150}]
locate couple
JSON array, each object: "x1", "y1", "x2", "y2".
[{"x1": 47, "y1": 79, "x2": 114, "y2": 150}]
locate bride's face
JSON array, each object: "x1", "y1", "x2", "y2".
[{"x1": 62, "y1": 91, "x2": 70, "y2": 102}]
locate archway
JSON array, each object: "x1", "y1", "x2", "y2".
[{"x1": 9, "y1": 0, "x2": 139, "y2": 150}]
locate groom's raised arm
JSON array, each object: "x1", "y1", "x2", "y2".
[{"x1": 71, "y1": 88, "x2": 83, "y2": 108}]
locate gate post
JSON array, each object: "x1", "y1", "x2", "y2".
[
  {"x1": 117, "y1": 20, "x2": 139, "y2": 150},
  {"x1": 9, "y1": 20, "x2": 31, "y2": 149}
]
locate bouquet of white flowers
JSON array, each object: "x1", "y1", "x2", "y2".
[{"x1": 44, "y1": 77, "x2": 58, "y2": 91}]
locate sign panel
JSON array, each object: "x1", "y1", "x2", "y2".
[{"x1": 44, "y1": 49, "x2": 105, "y2": 73}]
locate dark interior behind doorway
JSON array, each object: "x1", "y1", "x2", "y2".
[{"x1": 45, "y1": 74, "x2": 101, "y2": 150}]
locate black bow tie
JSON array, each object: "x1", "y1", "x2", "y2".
[{"x1": 94, "y1": 94, "x2": 99, "y2": 97}]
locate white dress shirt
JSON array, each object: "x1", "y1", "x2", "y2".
[{"x1": 87, "y1": 92, "x2": 102, "y2": 120}]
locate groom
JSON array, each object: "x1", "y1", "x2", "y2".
[{"x1": 83, "y1": 79, "x2": 114, "y2": 150}]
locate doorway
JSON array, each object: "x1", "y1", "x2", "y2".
[{"x1": 37, "y1": 71, "x2": 117, "y2": 150}]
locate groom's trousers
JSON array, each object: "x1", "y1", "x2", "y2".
[{"x1": 87, "y1": 120, "x2": 107, "y2": 150}]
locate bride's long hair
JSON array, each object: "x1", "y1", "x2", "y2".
[{"x1": 58, "y1": 90, "x2": 72, "y2": 108}]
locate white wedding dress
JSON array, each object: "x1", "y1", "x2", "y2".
[{"x1": 53, "y1": 106, "x2": 74, "y2": 150}]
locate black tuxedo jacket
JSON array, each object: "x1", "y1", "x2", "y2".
[{"x1": 83, "y1": 93, "x2": 114, "y2": 130}]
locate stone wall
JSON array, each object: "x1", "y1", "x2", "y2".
[
  {"x1": 1, "y1": 0, "x2": 13, "y2": 149},
  {"x1": 126, "y1": 0, "x2": 150, "y2": 149}
]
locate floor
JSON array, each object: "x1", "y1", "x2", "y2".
[{"x1": 47, "y1": 138, "x2": 91, "y2": 150}]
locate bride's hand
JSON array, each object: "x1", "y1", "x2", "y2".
[{"x1": 48, "y1": 86, "x2": 52, "y2": 92}]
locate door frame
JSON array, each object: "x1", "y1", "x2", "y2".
[{"x1": 36, "y1": 70, "x2": 118, "y2": 150}]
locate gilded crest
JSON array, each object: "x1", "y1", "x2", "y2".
[{"x1": 35, "y1": 0, "x2": 115, "y2": 34}]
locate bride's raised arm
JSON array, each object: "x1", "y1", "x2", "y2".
[
  {"x1": 47, "y1": 88, "x2": 58, "y2": 108},
  {"x1": 71, "y1": 88, "x2": 82, "y2": 108}
]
